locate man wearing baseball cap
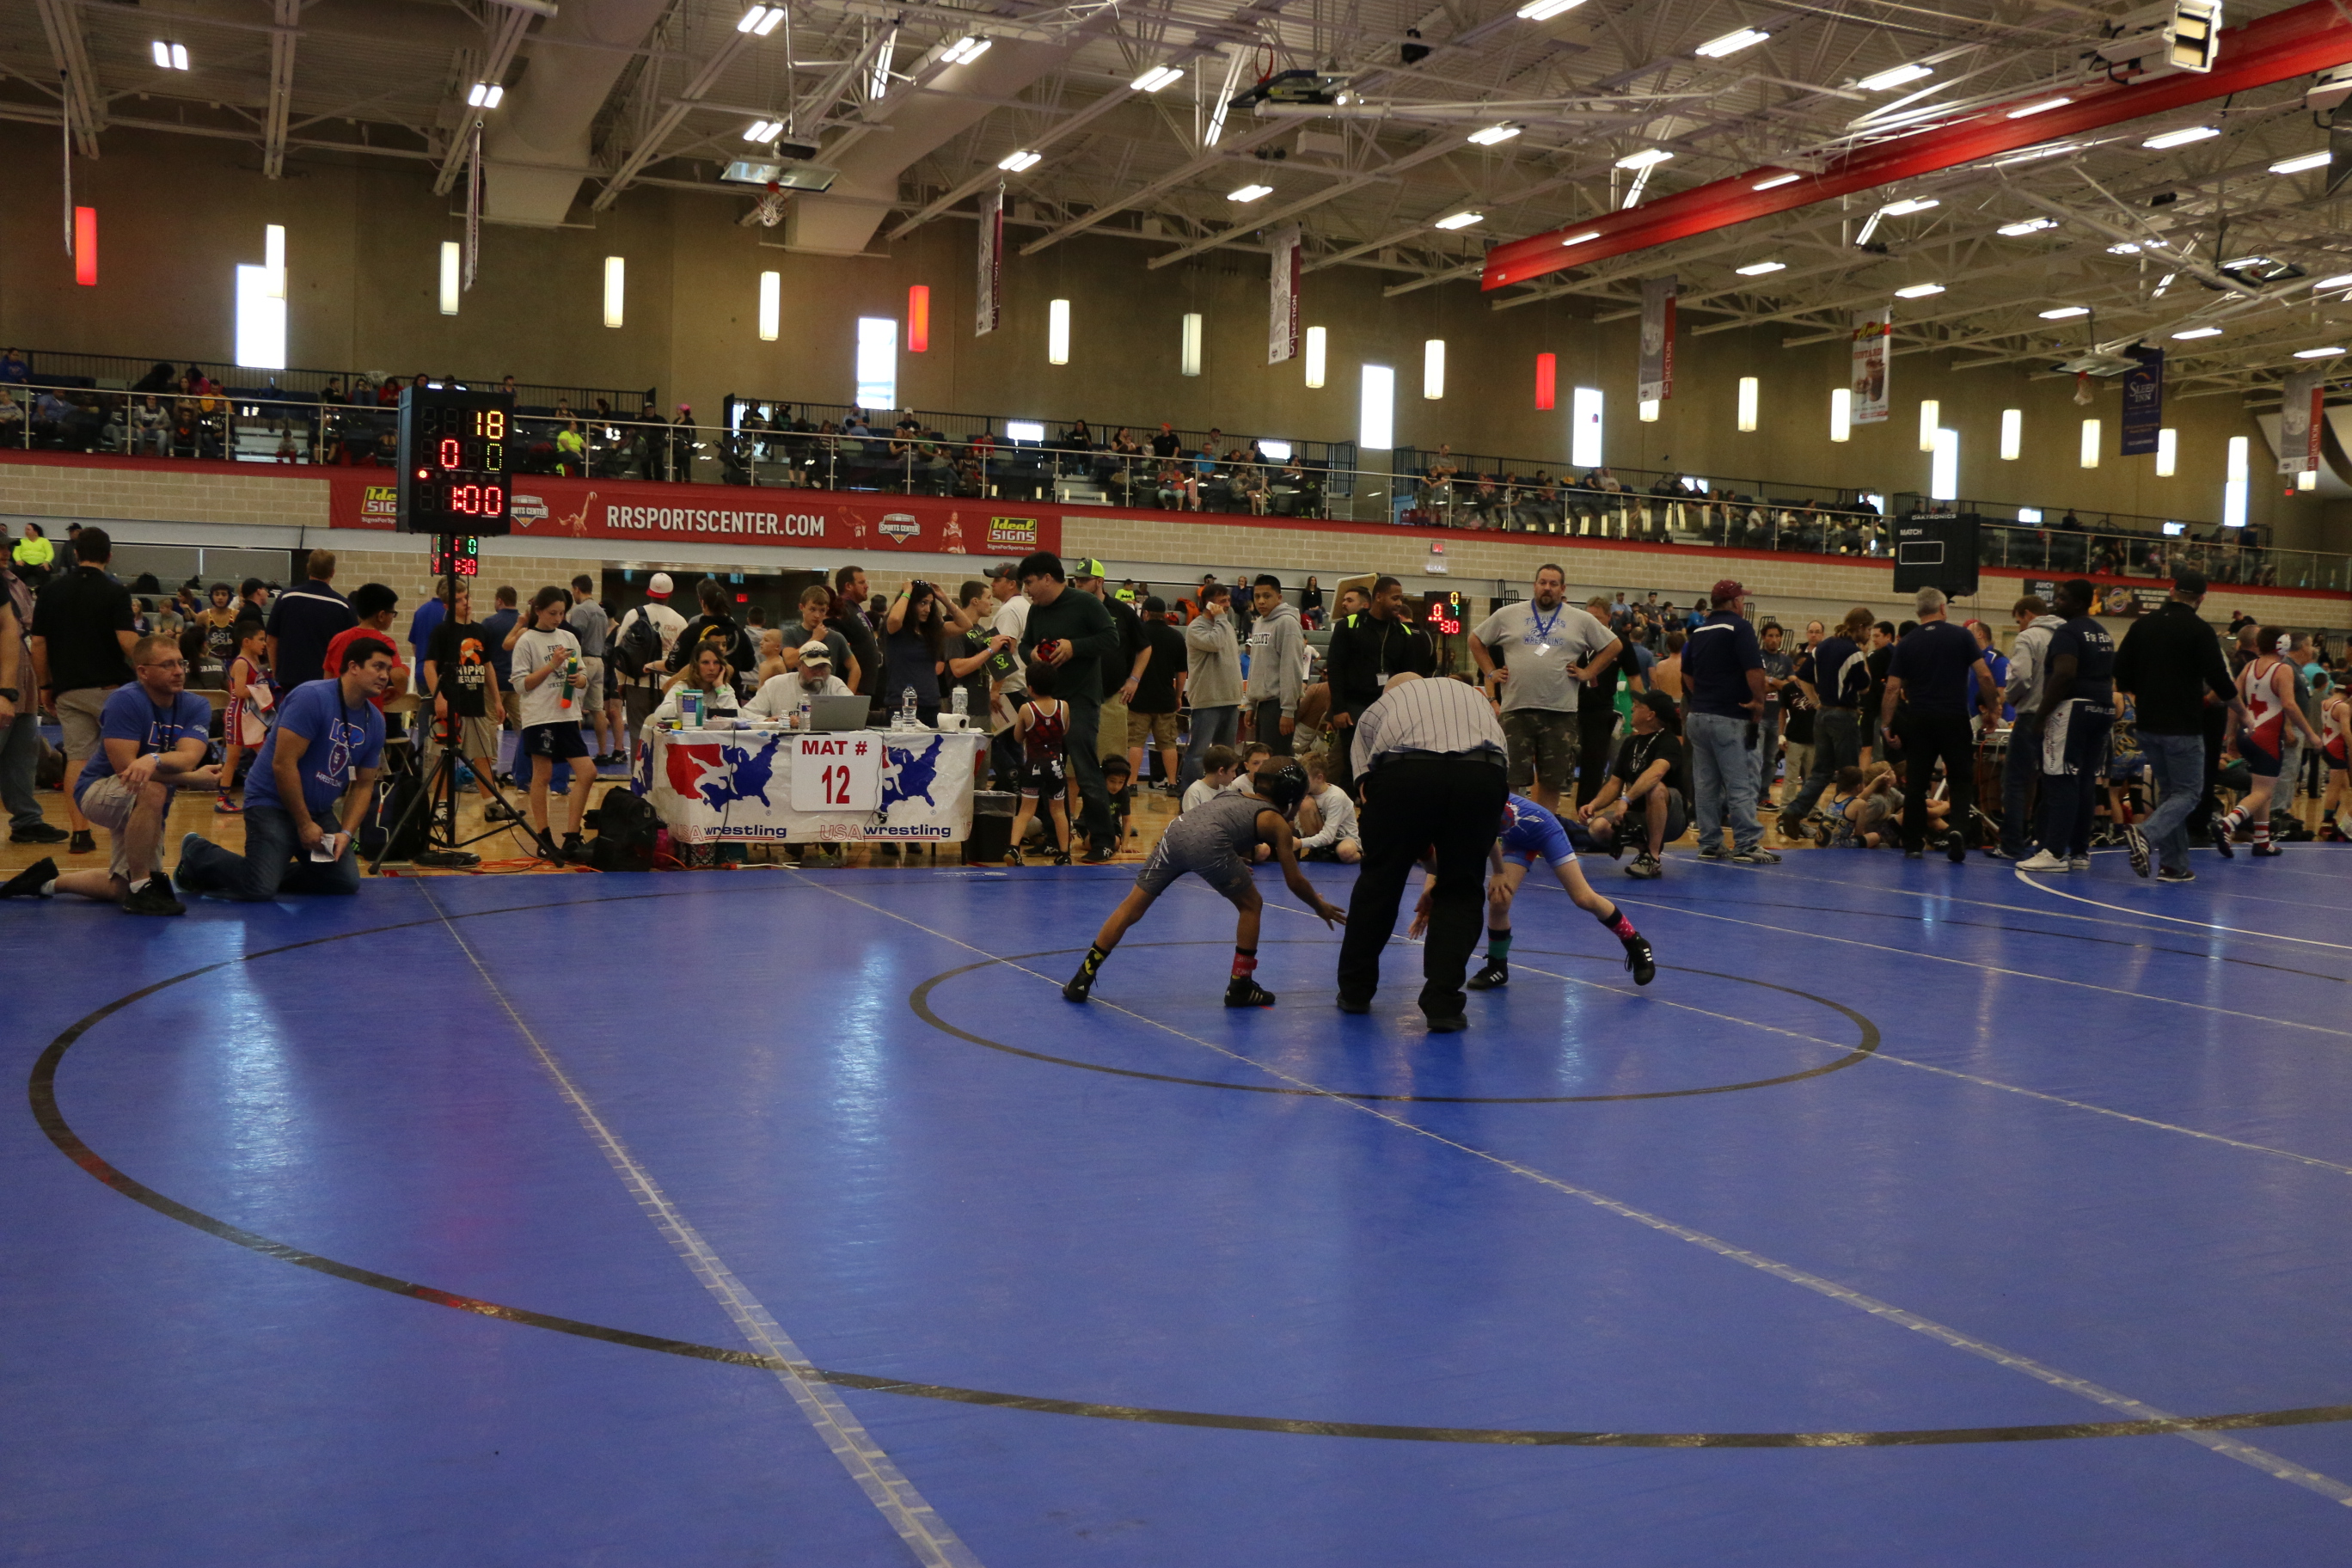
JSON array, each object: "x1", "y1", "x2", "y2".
[
  {"x1": 612, "y1": 572, "x2": 687, "y2": 741},
  {"x1": 1681, "y1": 579, "x2": 1776, "y2": 864},
  {"x1": 1072, "y1": 559, "x2": 1149, "y2": 778},
  {"x1": 1014, "y1": 552, "x2": 1124, "y2": 861}
]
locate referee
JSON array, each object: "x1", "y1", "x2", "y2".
[{"x1": 1335, "y1": 672, "x2": 1510, "y2": 1032}]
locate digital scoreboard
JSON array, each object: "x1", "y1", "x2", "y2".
[
  {"x1": 1423, "y1": 589, "x2": 1465, "y2": 635},
  {"x1": 395, "y1": 386, "x2": 514, "y2": 536},
  {"x1": 429, "y1": 535, "x2": 482, "y2": 577}
]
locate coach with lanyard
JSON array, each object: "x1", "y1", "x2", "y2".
[{"x1": 1335, "y1": 671, "x2": 1510, "y2": 1033}]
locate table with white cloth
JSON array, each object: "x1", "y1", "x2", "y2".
[{"x1": 640, "y1": 724, "x2": 988, "y2": 844}]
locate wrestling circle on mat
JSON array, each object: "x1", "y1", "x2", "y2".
[{"x1": 31, "y1": 887, "x2": 2352, "y2": 1450}]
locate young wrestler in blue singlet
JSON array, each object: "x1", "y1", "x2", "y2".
[{"x1": 1412, "y1": 793, "x2": 1656, "y2": 987}]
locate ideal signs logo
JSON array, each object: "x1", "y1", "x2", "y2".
[
  {"x1": 985, "y1": 515, "x2": 1038, "y2": 550},
  {"x1": 360, "y1": 486, "x2": 398, "y2": 524},
  {"x1": 878, "y1": 512, "x2": 922, "y2": 544}
]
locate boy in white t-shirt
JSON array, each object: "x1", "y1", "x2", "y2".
[
  {"x1": 1179, "y1": 744, "x2": 1241, "y2": 814},
  {"x1": 511, "y1": 585, "x2": 594, "y2": 861}
]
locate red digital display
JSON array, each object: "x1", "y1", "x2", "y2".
[
  {"x1": 398, "y1": 388, "x2": 514, "y2": 537},
  {"x1": 1424, "y1": 591, "x2": 1464, "y2": 636}
]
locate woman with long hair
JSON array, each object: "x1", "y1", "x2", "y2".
[{"x1": 882, "y1": 578, "x2": 951, "y2": 726}]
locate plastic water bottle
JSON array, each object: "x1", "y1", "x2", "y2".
[
  {"x1": 797, "y1": 694, "x2": 812, "y2": 731},
  {"x1": 559, "y1": 652, "x2": 580, "y2": 710},
  {"x1": 900, "y1": 686, "x2": 918, "y2": 728},
  {"x1": 681, "y1": 687, "x2": 701, "y2": 729},
  {"x1": 951, "y1": 685, "x2": 968, "y2": 721}
]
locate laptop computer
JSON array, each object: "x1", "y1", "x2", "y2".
[{"x1": 806, "y1": 694, "x2": 873, "y2": 732}]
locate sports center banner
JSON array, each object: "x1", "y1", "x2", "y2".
[
  {"x1": 977, "y1": 185, "x2": 1004, "y2": 337},
  {"x1": 2280, "y1": 367, "x2": 2324, "y2": 475},
  {"x1": 1269, "y1": 224, "x2": 1302, "y2": 364},
  {"x1": 1851, "y1": 307, "x2": 1891, "y2": 425},
  {"x1": 2120, "y1": 346, "x2": 2164, "y2": 457},
  {"x1": 1638, "y1": 276, "x2": 1676, "y2": 403},
  {"x1": 328, "y1": 471, "x2": 1057, "y2": 556}
]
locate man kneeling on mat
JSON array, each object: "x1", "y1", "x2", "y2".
[
  {"x1": 1064, "y1": 758, "x2": 1346, "y2": 1008},
  {"x1": 1412, "y1": 793, "x2": 1656, "y2": 989}
]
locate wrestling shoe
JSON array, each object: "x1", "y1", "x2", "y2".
[
  {"x1": 2252, "y1": 842, "x2": 2283, "y2": 858},
  {"x1": 1224, "y1": 976, "x2": 1277, "y2": 1008},
  {"x1": 1005, "y1": 845, "x2": 1025, "y2": 867},
  {"x1": 1062, "y1": 970, "x2": 1093, "y2": 1002},
  {"x1": 1466, "y1": 961, "x2": 1509, "y2": 991},
  {"x1": 2125, "y1": 824, "x2": 2150, "y2": 878},
  {"x1": 213, "y1": 794, "x2": 242, "y2": 815},
  {"x1": 1623, "y1": 934, "x2": 1657, "y2": 986},
  {"x1": 2208, "y1": 812, "x2": 2236, "y2": 858},
  {"x1": 1051, "y1": 849, "x2": 1073, "y2": 867}
]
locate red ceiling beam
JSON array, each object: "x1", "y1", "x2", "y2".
[{"x1": 1481, "y1": 0, "x2": 2352, "y2": 291}]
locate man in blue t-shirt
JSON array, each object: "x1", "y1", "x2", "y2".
[
  {"x1": 1680, "y1": 579, "x2": 1773, "y2": 863},
  {"x1": 1881, "y1": 586, "x2": 2000, "y2": 861},
  {"x1": 2021, "y1": 578, "x2": 2118, "y2": 872},
  {"x1": 0, "y1": 633, "x2": 217, "y2": 914},
  {"x1": 177, "y1": 634, "x2": 393, "y2": 900}
]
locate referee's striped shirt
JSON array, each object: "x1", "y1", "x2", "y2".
[{"x1": 1350, "y1": 675, "x2": 1508, "y2": 779}]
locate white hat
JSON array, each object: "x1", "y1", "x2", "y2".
[{"x1": 647, "y1": 572, "x2": 674, "y2": 597}]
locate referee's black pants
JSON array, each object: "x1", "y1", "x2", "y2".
[
  {"x1": 1338, "y1": 756, "x2": 1510, "y2": 1018},
  {"x1": 1896, "y1": 707, "x2": 1976, "y2": 851}
]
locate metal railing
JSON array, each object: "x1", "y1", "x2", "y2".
[
  {"x1": 0, "y1": 378, "x2": 2342, "y2": 591},
  {"x1": 0, "y1": 348, "x2": 646, "y2": 426}
]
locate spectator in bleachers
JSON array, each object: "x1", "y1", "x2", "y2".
[
  {"x1": 129, "y1": 395, "x2": 168, "y2": 456},
  {"x1": 0, "y1": 348, "x2": 28, "y2": 387}
]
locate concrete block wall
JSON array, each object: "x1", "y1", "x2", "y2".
[
  {"x1": 0, "y1": 459, "x2": 327, "y2": 530},
  {"x1": 327, "y1": 546, "x2": 594, "y2": 655}
]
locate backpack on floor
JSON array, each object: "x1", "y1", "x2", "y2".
[{"x1": 585, "y1": 784, "x2": 661, "y2": 872}]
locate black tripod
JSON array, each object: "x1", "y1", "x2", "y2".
[{"x1": 369, "y1": 543, "x2": 527, "y2": 872}]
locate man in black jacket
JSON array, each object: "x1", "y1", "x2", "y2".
[
  {"x1": 1323, "y1": 576, "x2": 1435, "y2": 797},
  {"x1": 2112, "y1": 569, "x2": 2247, "y2": 881},
  {"x1": 1017, "y1": 553, "x2": 1124, "y2": 861}
]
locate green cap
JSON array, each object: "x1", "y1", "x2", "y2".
[{"x1": 1073, "y1": 557, "x2": 1106, "y2": 579}]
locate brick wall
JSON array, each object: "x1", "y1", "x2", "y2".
[{"x1": 328, "y1": 546, "x2": 591, "y2": 653}]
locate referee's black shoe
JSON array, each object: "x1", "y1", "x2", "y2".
[
  {"x1": 1466, "y1": 961, "x2": 1508, "y2": 990},
  {"x1": 1334, "y1": 993, "x2": 1371, "y2": 1014}
]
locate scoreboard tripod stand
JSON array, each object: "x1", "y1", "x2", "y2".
[{"x1": 366, "y1": 384, "x2": 536, "y2": 873}]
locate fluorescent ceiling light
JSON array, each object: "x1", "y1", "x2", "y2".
[
  {"x1": 2006, "y1": 97, "x2": 2072, "y2": 119},
  {"x1": 2172, "y1": 326, "x2": 2222, "y2": 339},
  {"x1": 2107, "y1": 242, "x2": 2143, "y2": 254},
  {"x1": 1432, "y1": 211, "x2": 1483, "y2": 230},
  {"x1": 1005, "y1": 420, "x2": 1045, "y2": 442},
  {"x1": 1516, "y1": 0, "x2": 1588, "y2": 20},
  {"x1": 1467, "y1": 124, "x2": 1521, "y2": 146},
  {"x1": 940, "y1": 35, "x2": 991, "y2": 64},
  {"x1": 1752, "y1": 172, "x2": 1800, "y2": 190},
  {"x1": 2141, "y1": 125, "x2": 2220, "y2": 149},
  {"x1": 1559, "y1": 230, "x2": 1601, "y2": 247},
  {"x1": 467, "y1": 83, "x2": 505, "y2": 108},
  {"x1": 1857, "y1": 63, "x2": 1932, "y2": 91},
  {"x1": 2270, "y1": 150, "x2": 2332, "y2": 175},
  {"x1": 154, "y1": 40, "x2": 190, "y2": 70},
  {"x1": 1880, "y1": 198, "x2": 1939, "y2": 217},
  {"x1": 151, "y1": 40, "x2": 169, "y2": 68},
  {"x1": 1615, "y1": 148, "x2": 1674, "y2": 169},
  {"x1": 2314, "y1": 273, "x2": 2352, "y2": 291},
  {"x1": 1998, "y1": 217, "x2": 2057, "y2": 236},
  {"x1": 1695, "y1": 27, "x2": 1769, "y2": 58},
  {"x1": 2294, "y1": 346, "x2": 2346, "y2": 358},
  {"x1": 738, "y1": 5, "x2": 779, "y2": 33},
  {"x1": 744, "y1": 119, "x2": 779, "y2": 142},
  {"x1": 1130, "y1": 64, "x2": 1184, "y2": 92},
  {"x1": 1895, "y1": 282, "x2": 1945, "y2": 298},
  {"x1": 2039, "y1": 305, "x2": 2090, "y2": 319},
  {"x1": 1228, "y1": 183, "x2": 1273, "y2": 203},
  {"x1": 997, "y1": 149, "x2": 1042, "y2": 172},
  {"x1": 1735, "y1": 260, "x2": 1786, "y2": 276}
]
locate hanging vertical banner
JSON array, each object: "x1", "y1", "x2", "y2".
[
  {"x1": 1268, "y1": 224, "x2": 1302, "y2": 364},
  {"x1": 463, "y1": 122, "x2": 482, "y2": 292},
  {"x1": 2279, "y1": 367, "x2": 2325, "y2": 475},
  {"x1": 1851, "y1": 307, "x2": 1892, "y2": 426},
  {"x1": 2120, "y1": 345, "x2": 2164, "y2": 456},
  {"x1": 1637, "y1": 276, "x2": 1676, "y2": 403},
  {"x1": 976, "y1": 185, "x2": 1003, "y2": 337}
]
